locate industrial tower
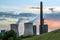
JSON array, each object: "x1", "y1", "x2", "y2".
[{"x1": 40, "y1": 1, "x2": 48, "y2": 34}]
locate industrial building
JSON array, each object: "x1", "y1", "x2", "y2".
[
  {"x1": 24, "y1": 22, "x2": 33, "y2": 36},
  {"x1": 10, "y1": 24, "x2": 19, "y2": 36},
  {"x1": 0, "y1": 30, "x2": 5, "y2": 35},
  {"x1": 33, "y1": 25, "x2": 37, "y2": 35},
  {"x1": 10, "y1": 1, "x2": 48, "y2": 36},
  {"x1": 39, "y1": 2, "x2": 48, "y2": 34},
  {"x1": 10, "y1": 21, "x2": 34, "y2": 36},
  {"x1": 43, "y1": 24, "x2": 48, "y2": 33},
  {"x1": 10, "y1": 2, "x2": 48, "y2": 36}
]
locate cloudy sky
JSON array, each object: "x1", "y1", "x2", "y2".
[
  {"x1": 0, "y1": 0, "x2": 60, "y2": 14},
  {"x1": 0, "y1": 0, "x2": 60, "y2": 31}
]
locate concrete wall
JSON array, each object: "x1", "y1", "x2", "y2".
[
  {"x1": 24, "y1": 23, "x2": 33, "y2": 36},
  {"x1": 19, "y1": 23, "x2": 24, "y2": 36},
  {"x1": 33, "y1": 25, "x2": 37, "y2": 35},
  {"x1": 40, "y1": 24, "x2": 48, "y2": 34},
  {"x1": 10, "y1": 24, "x2": 19, "y2": 36},
  {"x1": 43, "y1": 24, "x2": 48, "y2": 33}
]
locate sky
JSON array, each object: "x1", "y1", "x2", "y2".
[
  {"x1": 0, "y1": 0, "x2": 60, "y2": 31},
  {"x1": 0, "y1": 0, "x2": 60, "y2": 14}
]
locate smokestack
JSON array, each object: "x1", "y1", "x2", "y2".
[
  {"x1": 40, "y1": 1, "x2": 44, "y2": 34},
  {"x1": 40, "y1": 1, "x2": 44, "y2": 25}
]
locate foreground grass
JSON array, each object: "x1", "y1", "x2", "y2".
[
  {"x1": 22, "y1": 35, "x2": 39, "y2": 40},
  {"x1": 22, "y1": 29, "x2": 60, "y2": 40}
]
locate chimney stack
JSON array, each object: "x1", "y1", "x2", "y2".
[{"x1": 40, "y1": 1, "x2": 44, "y2": 34}]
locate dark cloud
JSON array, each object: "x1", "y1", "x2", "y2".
[
  {"x1": 30, "y1": 7, "x2": 40, "y2": 9},
  {"x1": 44, "y1": 13, "x2": 60, "y2": 21}
]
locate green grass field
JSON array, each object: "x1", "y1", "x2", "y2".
[{"x1": 22, "y1": 29, "x2": 60, "y2": 40}]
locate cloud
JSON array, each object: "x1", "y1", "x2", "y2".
[
  {"x1": 0, "y1": 5, "x2": 60, "y2": 14},
  {"x1": 45, "y1": 20, "x2": 60, "y2": 31},
  {"x1": 44, "y1": 13, "x2": 60, "y2": 31},
  {"x1": 24, "y1": 6, "x2": 50, "y2": 13},
  {"x1": 24, "y1": 6, "x2": 60, "y2": 13},
  {"x1": 44, "y1": 13, "x2": 60, "y2": 21},
  {"x1": 35, "y1": 13, "x2": 60, "y2": 31},
  {"x1": 0, "y1": 5, "x2": 21, "y2": 10},
  {"x1": 45, "y1": 20, "x2": 60, "y2": 27},
  {"x1": 35, "y1": 19, "x2": 60, "y2": 32},
  {"x1": 0, "y1": 5, "x2": 22, "y2": 14}
]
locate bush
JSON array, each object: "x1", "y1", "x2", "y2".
[
  {"x1": 0, "y1": 34, "x2": 3, "y2": 40},
  {"x1": 2, "y1": 30, "x2": 17, "y2": 40},
  {"x1": 0, "y1": 34, "x2": 2, "y2": 38},
  {"x1": 8, "y1": 37, "x2": 14, "y2": 40}
]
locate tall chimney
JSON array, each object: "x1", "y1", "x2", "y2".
[{"x1": 40, "y1": 1, "x2": 44, "y2": 34}]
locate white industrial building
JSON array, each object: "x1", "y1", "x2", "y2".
[
  {"x1": 0, "y1": 17, "x2": 39, "y2": 36},
  {"x1": 19, "y1": 20, "x2": 34, "y2": 36}
]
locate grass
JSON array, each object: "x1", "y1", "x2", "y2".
[{"x1": 22, "y1": 29, "x2": 60, "y2": 40}]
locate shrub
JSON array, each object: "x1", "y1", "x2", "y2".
[{"x1": 2, "y1": 30, "x2": 17, "y2": 40}]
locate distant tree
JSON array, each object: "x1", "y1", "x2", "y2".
[
  {"x1": 0, "y1": 34, "x2": 3, "y2": 40},
  {"x1": 2, "y1": 30, "x2": 17, "y2": 40}
]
